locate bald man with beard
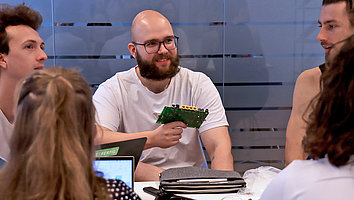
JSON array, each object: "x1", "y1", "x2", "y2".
[{"x1": 93, "y1": 10, "x2": 233, "y2": 181}]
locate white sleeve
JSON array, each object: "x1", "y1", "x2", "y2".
[
  {"x1": 194, "y1": 73, "x2": 229, "y2": 133},
  {"x1": 93, "y1": 80, "x2": 121, "y2": 131}
]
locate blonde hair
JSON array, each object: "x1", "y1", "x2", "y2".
[{"x1": 0, "y1": 67, "x2": 110, "y2": 200}]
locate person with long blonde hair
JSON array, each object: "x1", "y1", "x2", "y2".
[{"x1": 0, "y1": 67, "x2": 141, "y2": 200}]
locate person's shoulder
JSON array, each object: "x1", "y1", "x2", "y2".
[
  {"x1": 275, "y1": 160, "x2": 316, "y2": 183},
  {"x1": 116, "y1": 67, "x2": 137, "y2": 79},
  {"x1": 292, "y1": 66, "x2": 322, "y2": 98},
  {"x1": 100, "y1": 67, "x2": 135, "y2": 85},
  {"x1": 296, "y1": 66, "x2": 322, "y2": 86},
  {"x1": 273, "y1": 160, "x2": 321, "y2": 185},
  {"x1": 177, "y1": 66, "x2": 210, "y2": 81},
  {"x1": 286, "y1": 159, "x2": 341, "y2": 178},
  {"x1": 289, "y1": 65, "x2": 324, "y2": 106},
  {"x1": 288, "y1": 159, "x2": 315, "y2": 169}
]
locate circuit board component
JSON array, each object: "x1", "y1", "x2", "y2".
[{"x1": 156, "y1": 104, "x2": 209, "y2": 128}]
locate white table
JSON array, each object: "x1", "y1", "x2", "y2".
[{"x1": 134, "y1": 181, "x2": 257, "y2": 200}]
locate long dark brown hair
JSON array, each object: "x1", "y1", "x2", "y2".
[
  {"x1": 0, "y1": 67, "x2": 110, "y2": 200},
  {"x1": 303, "y1": 35, "x2": 354, "y2": 167}
]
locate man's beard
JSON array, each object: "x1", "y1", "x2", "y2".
[{"x1": 136, "y1": 50, "x2": 180, "y2": 81}]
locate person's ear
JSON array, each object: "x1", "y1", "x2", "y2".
[
  {"x1": 128, "y1": 43, "x2": 137, "y2": 59},
  {"x1": 0, "y1": 53, "x2": 7, "y2": 69}
]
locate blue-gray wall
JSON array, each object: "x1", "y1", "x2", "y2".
[{"x1": 5, "y1": 0, "x2": 324, "y2": 172}]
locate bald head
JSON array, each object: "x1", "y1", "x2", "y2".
[{"x1": 131, "y1": 10, "x2": 173, "y2": 42}]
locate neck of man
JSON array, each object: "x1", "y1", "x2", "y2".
[
  {"x1": 135, "y1": 67, "x2": 171, "y2": 94},
  {"x1": 0, "y1": 74, "x2": 20, "y2": 124}
]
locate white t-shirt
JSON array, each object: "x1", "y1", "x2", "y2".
[
  {"x1": 0, "y1": 109, "x2": 12, "y2": 161},
  {"x1": 93, "y1": 66, "x2": 228, "y2": 169},
  {"x1": 260, "y1": 157, "x2": 354, "y2": 200}
]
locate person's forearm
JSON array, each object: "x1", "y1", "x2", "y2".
[
  {"x1": 135, "y1": 162, "x2": 164, "y2": 181},
  {"x1": 210, "y1": 148, "x2": 234, "y2": 171},
  {"x1": 94, "y1": 125, "x2": 153, "y2": 149},
  {"x1": 201, "y1": 126, "x2": 234, "y2": 171},
  {"x1": 285, "y1": 136, "x2": 308, "y2": 167},
  {"x1": 285, "y1": 117, "x2": 308, "y2": 166},
  {"x1": 95, "y1": 122, "x2": 186, "y2": 149}
]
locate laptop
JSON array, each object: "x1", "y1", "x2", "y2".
[
  {"x1": 95, "y1": 137, "x2": 147, "y2": 170},
  {"x1": 94, "y1": 156, "x2": 134, "y2": 188}
]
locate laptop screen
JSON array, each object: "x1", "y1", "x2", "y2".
[{"x1": 94, "y1": 156, "x2": 134, "y2": 188}]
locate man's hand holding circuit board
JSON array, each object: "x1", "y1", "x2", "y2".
[{"x1": 156, "y1": 104, "x2": 209, "y2": 128}]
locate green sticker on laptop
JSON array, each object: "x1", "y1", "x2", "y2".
[{"x1": 96, "y1": 147, "x2": 119, "y2": 157}]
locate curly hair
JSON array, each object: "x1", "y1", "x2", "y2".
[
  {"x1": 0, "y1": 67, "x2": 111, "y2": 200},
  {"x1": 303, "y1": 35, "x2": 354, "y2": 167},
  {"x1": 0, "y1": 3, "x2": 42, "y2": 54}
]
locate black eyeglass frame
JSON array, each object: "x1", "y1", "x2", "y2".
[{"x1": 132, "y1": 36, "x2": 179, "y2": 54}]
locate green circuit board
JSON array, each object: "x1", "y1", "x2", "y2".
[{"x1": 156, "y1": 105, "x2": 209, "y2": 128}]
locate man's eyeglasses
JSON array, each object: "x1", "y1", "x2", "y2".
[{"x1": 132, "y1": 36, "x2": 179, "y2": 54}]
